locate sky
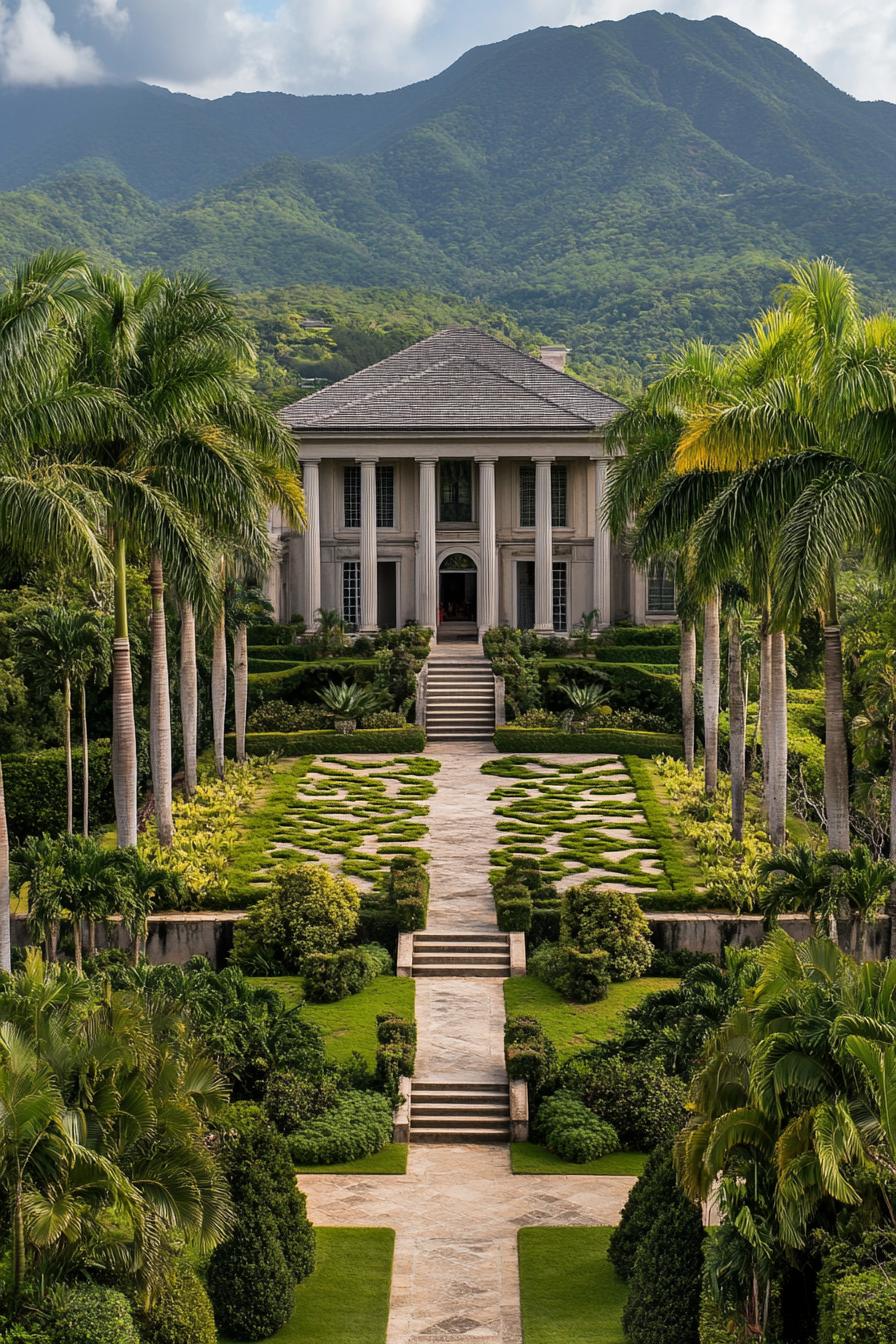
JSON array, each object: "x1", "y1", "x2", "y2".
[{"x1": 0, "y1": 0, "x2": 894, "y2": 103}]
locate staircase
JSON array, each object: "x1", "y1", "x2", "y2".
[
  {"x1": 410, "y1": 1080, "x2": 511, "y2": 1144},
  {"x1": 411, "y1": 931, "x2": 511, "y2": 978},
  {"x1": 424, "y1": 654, "x2": 496, "y2": 740}
]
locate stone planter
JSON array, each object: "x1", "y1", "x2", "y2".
[{"x1": 333, "y1": 716, "x2": 356, "y2": 734}]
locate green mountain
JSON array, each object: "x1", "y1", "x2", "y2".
[{"x1": 2, "y1": 11, "x2": 896, "y2": 383}]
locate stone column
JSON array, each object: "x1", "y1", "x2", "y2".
[
  {"x1": 302, "y1": 459, "x2": 321, "y2": 630},
  {"x1": 416, "y1": 457, "x2": 438, "y2": 630},
  {"x1": 592, "y1": 455, "x2": 611, "y2": 628},
  {"x1": 534, "y1": 455, "x2": 554, "y2": 635},
  {"x1": 477, "y1": 456, "x2": 498, "y2": 638},
  {"x1": 359, "y1": 458, "x2": 378, "y2": 633}
]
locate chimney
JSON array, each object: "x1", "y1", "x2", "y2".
[{"x1": 539, "y1": 345, "x2": 569, "y2": 372}]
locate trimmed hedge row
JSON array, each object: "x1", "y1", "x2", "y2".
[
  {"x1": 248, "y1": 658, "x2": 378, "y2": 703},
  {"x1": 226, "y1": 727, "x2": 426, "y2": 756},
  {"x1": 4, "y1": 740, "x2": 115, "y2": 841},
  {"x1": 493, "y1": 728, "x2": 684, "y2": 757},
  {"x1": 579, "y1": 646, "x2": 677, "y2": 665},
  {"x1": 599, "y1": 624, "x2": 679, "y2": 646},
  {"x1": 539, "y1": 660, "x2": 682, "y2": 726}
]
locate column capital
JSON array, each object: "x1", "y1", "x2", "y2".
[
  {"x1": 414, "y1": 455, "x2": 439, "y2": 465},
  {"x1": 356, "y1": 456, "x2": 379, "y2": 466},
  {"x1": 475, "y1": 454, "x2": 499, "y2": 464},
  {"x1": 300, "y1": 455, "x2": 322, "y2": 465},
  {"x1": 531, "y1": 453, "x2": 555, "y2": 462}
]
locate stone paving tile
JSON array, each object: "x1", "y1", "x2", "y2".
[{"x1": 415, "y1": 978, "x2": 507, "y2": 1081}]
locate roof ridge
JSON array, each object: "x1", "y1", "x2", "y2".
[
  {"x1": 307, "y1": 352, "x2": 467, "y2": 424},
  {"x1": 462, "y1": 355, "x2": 597, "y2": 426}
]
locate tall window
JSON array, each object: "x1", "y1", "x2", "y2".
[
  {"x1": 552, "y1": 561, "x2": 568, "y2": 632},
  {"x1": 647, "y1": 560, "x2": 676, "y2": 614},
  {"x1": 343, "y1": 463, "x2": 394, "y2": 528},
  {"x1": 342, "y1": 560, "x2": 361, "y2": 630},
  {"x1": 439, "y1": 460, "x2": 473, "y2": 522},
  {"x1": 519, "y1": 464, "x2": 568, "y2": 527}
]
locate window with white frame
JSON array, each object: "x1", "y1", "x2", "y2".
[
  {"x1": 647, "y1": 560, "x2": 676, "y2": 614},
  {"x1": 343, "y1": 464, "x2": 361, "y2": 528},
  {"x1": 519, "y1": 464, "x2": 568, "y2": 527},
  {"x1": 343, "y1": 464, "x2": 394, "y2": 528},
  {"x1": 552, "y1": 561, "x2": 568, "y2": 632},
  {"x1": 376, "y1": 464, "x2": 394, "y2": 528},
  {"x1": 342, "y1": 560, "x2": 361, "y2": 630}
]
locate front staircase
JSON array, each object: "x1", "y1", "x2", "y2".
[
  {"x1": 411, "y1": 931, "x2": 511, "y2": 978},
  {"x1": 424, "y1": 653, "x2": 496, "y2": 740},
  {"x1": 410, "y1": 1080, "x2": 511, "y2": 1144}
]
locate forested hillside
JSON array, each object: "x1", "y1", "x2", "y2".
[{"x1": 2, "y1": 10, "x2": 896, "y2": 384}]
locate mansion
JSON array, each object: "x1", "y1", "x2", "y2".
[{"x1": 268, "y1": 328, "x2": 675, "y2": 638}]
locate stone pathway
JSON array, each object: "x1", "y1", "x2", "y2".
[{"x1": 301, "y1": 745, "x2": 637, "y2": 1343}]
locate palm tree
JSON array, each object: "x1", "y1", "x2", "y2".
[
  {"x1": 179, "y1": 598, "x2": 199, "y2": 797},
  {"x1": 0, "y1": 249, "x2": 122, "y2": 970},
  {"x1": 724, "y1": 586, "x2": 748, "y2": 840},
  {"x1": 828, "y1": 844, "x2": 896, "y2": 960},
  {"x1": 55, "y1": 833, "x2": 127, "y2": 970},
  {"x1": 756, "y1": 842, "x2": 838, "y2": 936},
  {"x1": 853, "y1": 653, "x2": 896, "y2": 952},
  {"x1": 227, "y1": 580, "x2": 274, "y2": 764},
  {"x1": 16, "y1": 605, "x2": 109, "y2": 836},
  {"x1": 115, "y1": 848, "x2": 186, "y2": 964}
]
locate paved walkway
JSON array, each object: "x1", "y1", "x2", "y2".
[{"x1": 302, "y1": 745, "x2": 636, "y2": 1343}]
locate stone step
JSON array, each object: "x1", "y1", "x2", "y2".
[
  {"x1": 412, "y1": 962, "x2": 507, "y2": 977},
  {"x1": 411, "y1": 1125, "x2": 510, "y2": 1144},
  {"x1": 412, "y1": 1103, "x2": 510, "y2": 1118},
  {"x1": 414, "y1": 934, "x2": 508, "y2": 944},
  {"x1": 425, "y1": 731, "x2": 495, "y2": 740},
  {"x1": 412, "y1": 1082, "x2": 508, "y2": 1094},
  {"x1": 412, "y1": 957, "x2": 510, "y2": 971}
]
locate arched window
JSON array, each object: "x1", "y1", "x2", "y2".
[{"x1": 439, "y1": 552, "x2": 476, "y2": 571}]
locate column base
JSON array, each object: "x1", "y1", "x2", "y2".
[
  {"x1": 534, "y1": 623, "x2": 554, "y2": 637},
  {"x1": 359, "y1": 623, "x2": 379, "y2": 636}
]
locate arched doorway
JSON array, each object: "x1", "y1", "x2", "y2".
[{"x1": 438, "y1": 552, "x2": 478, "y2": 637}]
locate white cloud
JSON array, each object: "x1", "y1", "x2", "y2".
[
  {"x1": 0, "y1": 0, "x2": 102, "y2": 83},
  {"x1": 0, "y1": 0, "x2": 894, "y2": 102}
]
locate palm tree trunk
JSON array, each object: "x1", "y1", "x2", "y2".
[
  {"x1": 823, "y1": 574, "x2": 850, "y2": 853},
  {"x1": 233, "y1": 622, "x2": 248, "y2": 764},
  {"x1": 728, "y1": 612, "x2": 745, "y2": 842},
  {"x1": 768, "y1": 629, "x2": 789, "y2": 848},
  {"x1": 72, "y1": 915, "x2": 82, "y2": 973},
  {"x1": 703, "y1": 591, "x2": 721, "y2": 798},
  {"x1": 63, "y1": 676, "x2": 73, "y2": 835},
  {"x1": 80, "y1": 683, "x2": 89, "y2": 838},
  {"x1": 212, "y1": 606, "x2": 227, "y2": 780},
  {"x1": 680, "y1": 622, "x2": 696, "y2": 772},
  {"x1": 758, "y1": 617, "x2": 771, "y2": 815},
  {"x1": 179, "y1": 600, "x2": 198, "y2": 797},
  {"x1": 149, "y1": 553, "x2": 174, "y2": 847},
  {"x1": 111, "y1": 531, "x2": 138, "y2": 848},
  {"x1": 888, "y1": 727, "x2": 896, "y2": 957},
  {"x1": 0, "y1": 760, "x2": 10, "y2": 974}
]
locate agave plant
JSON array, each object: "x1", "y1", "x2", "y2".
[
  {"x1": 561, "y1": 682, "x2": 611, "y2": 714},
  {"x1": 317, "y1": 680, "x2": 380, "y2": 729}
]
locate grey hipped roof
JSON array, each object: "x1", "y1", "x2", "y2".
[{"x1": 279, "y1": 327, "x2": 624, "y2": 433}]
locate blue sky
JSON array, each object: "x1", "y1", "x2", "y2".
[{"x1": 0, "y1": 2, "x2": 893, "y2": 103}]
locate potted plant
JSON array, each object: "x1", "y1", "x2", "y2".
[
  {"x1": 317, "y1": 680, "x2": 380, "y2": 732},
  {"x1": 561, "y1": 681, "x2": 611, "y2": 733}
]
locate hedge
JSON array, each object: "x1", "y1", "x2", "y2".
[
  {"x1": 226, "y1": 727, "x2": 426, "y2": 756},
  {"x1": 599, "y1": 624, "x2": 679, "y2": 646},
  {"x1": 538, "y1": 660, "x2": 682, "y2": 726},
  {"x1": 4, "y1": 739, "x2": 114, "y2": 841},
  {"x1": 575, "y1": 647, "x2": 677, "y2": 665},
  {"x1": 248, "y1": 658, "x2": 378, "y2": 704},
  {"x1": 494, "y1": 728, "x2": 684, "y2": 757}
]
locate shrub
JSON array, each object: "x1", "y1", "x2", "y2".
[
  {"x1": 528, "y1": 940, "x2": 611, "y2": 1003},
  {"x1": 560, "y1": 881, "x2": 653, "y2": 981},
  {"x1": 388, "y1": 855, "x2": 429, "y2": 930},
  {"x1": 578, "y1": 1052, "x2": 687, "y2": 1149},
  {"x1": 816, "y1": 1228, "x2": 896, "y2": 1344},
  {"x1": 264, "y1": 1069, "x2": 340, "y2": 1132},
  {"x1": 302, "y1": 943, "x2": 390, "y2": 1002},
  {"x1": 227, "y1": 727, "x2": 426, "y2": 756},
  {"x1": 539, "y1": 660, "x2": 682, "y2": 727},
  {"x1": 362, "y1": 709, "x2": 408, "y2": 729},
  {"x1": 536, "y1": 1090, "x2": 619, "y2": 1162},
  {"x1": 135, "y1": 1258, "x2": 216, "y2": 1344},
  {"x1": 288, "y1": 1088, "x2": 393, "y2": 1165},
  {"x1": 608, "y1": 1141, "x2": 678, "y2": 1280},
  {"x1": 375, "y1": 1011, "x2": 417, "y2": 1097},
  {"x1": 232, "y1": 862, "x2": 361, "y2": 974},
  {"x1": 247, "y1": 699, "x2": 329, "y2": 731},
  {"x1": 47, "y1": 1285, "x2": 139, "y2": 1344},
  {"x1": 496, "y1": 894, "x2": 533, "y2": 932},
  {"x1": 207, "y1": 1204, "x2": 294, "y2": 1341},
  {"x1": 4, "y1": 740, "x2": 114, "y2": 841},
  {"x1": 622, "y1": 1178, "x2": 704, "y2": 1344},
  {"x1": 504, "y1": 1015, "x2": 557, "y2": 1093},
  {"x1": 828, "y1": 1268, "x2": 896, "y2": 1344},
  {"x1": 492, "y1": 728, "x2": 684, "y2": 757}
]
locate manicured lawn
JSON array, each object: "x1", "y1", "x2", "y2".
[
  {"x1": 518, "y1": 1227, "x2": 626, "y2": 1344},
  {"x1": 295, "y1": 1143, "x2": 408, "y2": 1175},
  {"x1": 221, "y1": 1227, "x2": 394, "y2": 1344},
  {"x1": 251, "y1": 974, "x2": 415, "y2": 1066},
  {"x1": 511, "y1": 1142, "x2": 646, "y2": 1176},
  {"x1": 504, "y1": 975, "x2": 678, "y2": 1059}
]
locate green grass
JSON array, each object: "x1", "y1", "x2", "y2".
[
  {"x1": 518, "y1": 1227, "x2": 627, "y2": 1344},
  {"x1": 503, "y1": 975, "x2": 678, "y2": 1059},
  {"x1": 226, "y1": 756, "x2": 314, "y2": 904},
  {"x1": 511, "y1": 1142, "x2": 646, "y2": 1175},
  {"x1": 250, "y1": 973, "x2": 415, "y2": 1066},
  {"x1": 220, "y1": 1227, "x2": 394, "y2": 1344},
  {"x1": 295, "y1": 1143, "x2": 407, "y2": 1175}
]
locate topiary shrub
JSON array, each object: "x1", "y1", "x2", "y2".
[
  {"x1": 504, "y1": 1015, "x2": 557, "y2": 1094},
  {"x1": 828, "y1": 1268, "x2": 896, "y2": 1344},
  {"x1": 207, "y1": 1204, "x2": 294, "y2": 1341},
  {"x1": 264, "y1": 1069, "x2": 339, "y2": 1133},
  {"x1": 302, "y1": 944, "x2": 390, "y2": 1002},
  {"x1": 579, "y1": 1052, "x2": 687, "y2": 1149},
  {"x1": 608, "y1": 1141, "x2": 678, "y2": 1280},
  {"x1": 288, "y1": 1089, "x2": 393, "y2": 1165},
  {"x1": 247, "y1": 699, "x2": 330, "y2": 731},
  {"x1": 622, "y1": 1175, "x2": 705, "y2": 1344},
  {"x1": 388, "y1": 856, "x2": 429, "y2": 931},
  {"x1": 232, "y1": 862, "x2": 361, "y2": 974},
  {"x1": 135, "y1": 1258, "x2": 216, "y2": 1344},
  {"x1": 528, "y1": 940, "x2": 611, "y2": 1003},
  {"x1": 361, "y1": 710, "x2": 408, "y2": 729},
  {"x1": 375, "y1": 1012, "x2": 416, "y2": 1100},
  {"x1": 535, "y1": 1090, "x2": 619, "y2": 1163},
  {"x1": 47, "y1": 1284, "x2": 139, "y2": 1344},
  {"x1": 560, "y1": 881, "x2": 653, "y2": 981}
]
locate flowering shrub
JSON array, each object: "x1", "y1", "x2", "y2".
[
  {"x1": 653, "y1": 755, "x2": 772, "y2": 910},
  {"x1": 139, "y1": 759, "x2": 274, "y2": 907}
]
